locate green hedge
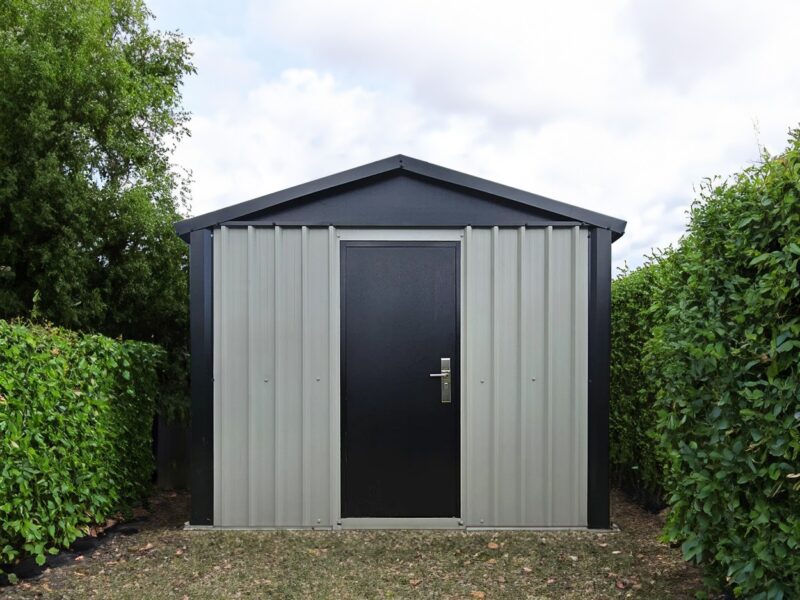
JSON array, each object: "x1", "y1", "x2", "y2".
[
  {"x1": 650, "y1": 131, "x2": 800, "y2": 598},
  {"x1": 0, "y1": 320, "x2": 164, "y2": 567},
  {"x1": 612, "y1": 129, "x2": 800, "y2": 598},
  {"x1": 610, "y1": 259, "x2": 667, "y2": 508}
]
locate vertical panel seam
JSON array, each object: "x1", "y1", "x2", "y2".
[
  {"x1": 518, "y1": 226, "x2": 527, "y2": 525},
  {"x1": 328, "y1": 226, "x2": 337, "y2": 527},
  {"x1": 213, "y1": 228, "x2": 224, "y2": 525},
  {"x1": 462, "y1": 226, "x2": 470, "y2": 524},
  {"x1": 221, "y1": 226, "x2": 230, "y2": 524},
  {"x1": 545, "y1": 225, "x2": 553, "y2": 526},
  {"x1": 246, "y1": 226, "x2": 254, "y2": 525},
  {"x1": 491, "y1": 226, "x2": 500, "y2": 525},
  {"x1": 581, "y1": 230, "x2": 590, "y2": 524},
  {"x1": 273, "y1": 226, "x2": 282, "y2": 526},
  {"x1": 301, "y1": 227, "x2": 310, "y2": 526},
  {"x1": 571, "y1": 226, "x2": 581, "y2": 523}
]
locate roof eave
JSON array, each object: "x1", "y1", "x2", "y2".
[{"x1": 174, "y1": 154, "x2": 626, "y2": 242}]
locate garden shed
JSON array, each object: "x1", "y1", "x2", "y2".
[{"x1": 175, "y1": 155, "x2": 626, "y2": 530}]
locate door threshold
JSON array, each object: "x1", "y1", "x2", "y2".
[{"x1": 339, "y1": 517, "x2": 462, "y2": 529}]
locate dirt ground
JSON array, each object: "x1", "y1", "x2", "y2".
[{"x1": 1, "y1": 489, "x2": 704, "y2": 599}]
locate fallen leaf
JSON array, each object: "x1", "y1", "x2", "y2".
[
  {"x1": 487, "y1": 542, "x2": 499, "y2": 549},
  {"x1": 409, "y1": 579, "x2": 422, "y2": 587},
  {"x1": 74, "y1": 555, "x2": 85, "y2": 562},
  {"x1": 611, "y1": 550, "x2": 622, "y2": 555},
  {"x1": 175, "y1": 549, "x2": 184, "y2": 556},
  {"x1": 470, "y1": 592, "x2": 485, "y2": 599},
  {"x1": 616, "y1": 580, "x2": 626, "y2": 589},
  {"x1": 569, "y1": 555, "x2": 578, "y2": 561},
  {"x1": 522, "y1": 566, "x2": 532, "y2": 573},
  {"x1": 546, "y1": 578, "x2": 557, "y2": 584}
]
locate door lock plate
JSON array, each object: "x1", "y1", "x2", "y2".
[{"x1": 429, "y1": 357, "x2": 451, "y2": 403}]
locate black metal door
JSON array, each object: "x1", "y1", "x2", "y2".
[{"x1": 341, "y1": 241, "x2": 460, "y2": 518}]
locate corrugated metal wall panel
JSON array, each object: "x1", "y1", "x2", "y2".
[
  {"x1": 214, "y1": 226, "x2": 333, "y2": 527},
  {"x1": 463, "y1": 227, "x2": 493, "y2": 525},
  {"x1": 463, "y1": 226, "x2": 588, "y2": 527},
  {"x1": 214, "y1": 225, "x2": 588, "y2": 527}
]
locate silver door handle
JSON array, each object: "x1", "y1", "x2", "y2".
[{"x1": 431, "y1": 358, "x2": 451, "y2": 403}]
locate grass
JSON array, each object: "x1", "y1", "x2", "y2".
[{"x1": 3, "y1": 490, "x2": 703, "y2": 599}]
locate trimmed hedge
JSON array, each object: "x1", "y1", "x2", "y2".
[
  {"x1": 0, "y1": 320, "x2": 164, "y2": 567},
  {"x1": 610, "y1": 259, "x2": 667, "y2": 509},
  {"x1": 612, "y1": 129, "x2": 800, "y2": 598},
  {"x1": 651, "y1": 131, "x2": 800, "y2": 598}
]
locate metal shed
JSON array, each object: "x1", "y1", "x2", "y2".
[{"x1": 175, "y1": 155, "x2": 625, "y2": 530}]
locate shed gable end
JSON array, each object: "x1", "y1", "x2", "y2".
[{"x1": 224, "y1": 172, "x2": 579, "y2": 228}]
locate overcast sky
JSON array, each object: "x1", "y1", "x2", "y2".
[{"x1": 148, "y1": 0, "x2": 800, "y2": 270}]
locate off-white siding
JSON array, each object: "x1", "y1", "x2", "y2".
[
  {"x1": 462, "y1": 226, "x2": 588, "y2": 527},
  {"x1": 213, "y1": 226, "x2": 587, "y2": 528}
]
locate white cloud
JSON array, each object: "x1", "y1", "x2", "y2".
[{"x1": 164, "y1": 0, "x2": 800, "y2": 269}]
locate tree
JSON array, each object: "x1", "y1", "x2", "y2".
[{"x1": 0, "y1": 0, "x2": 194, "y2": 416}]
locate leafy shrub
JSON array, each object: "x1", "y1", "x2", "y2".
[
  {"x1": 0, "y1": 320, "x2": 164, "y2": 566},
  {"x1": 644, "y1": 130, "x2": 800, "y2": 598},
  {"x1": 610, "y1": 259, "x2": 669, "y2": 509}
]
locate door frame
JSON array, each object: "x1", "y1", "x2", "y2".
[{"x1": 331, "y1": 229, "x2": 465, "y2": 529}]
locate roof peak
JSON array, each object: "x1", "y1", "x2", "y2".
[{"x1": 174, "y1": 155, "x2": 626, "y2": 241}]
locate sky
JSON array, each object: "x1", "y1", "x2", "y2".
[{"x1": 148, "y1": 0, "x2": 800, "y2": 270}]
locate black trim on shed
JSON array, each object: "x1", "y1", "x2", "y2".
[
  {"x1": 189, "y1": 229, "x2": 214, "y2": 525},
  {"x1": 176, "y1": 155, "x2": 625, "y2": 529},
  {"x1": 587, "y1": 227, "x2": 612, "y2": 529}
]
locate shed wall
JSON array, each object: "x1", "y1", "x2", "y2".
[{"x1": 213, "y1": 226, "x2": 587, "y2": 527}]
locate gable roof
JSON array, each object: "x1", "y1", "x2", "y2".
[{"x1": 174, "y1": 154, "x2": 626, "y2": 241}]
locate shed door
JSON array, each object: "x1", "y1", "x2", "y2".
[{"x1": 341, "y1": 241, "x2": 460, "y2": 517}]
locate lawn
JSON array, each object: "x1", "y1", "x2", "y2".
[{"x1": 3, "y1": 491, "x2": 702, "y2": 599}]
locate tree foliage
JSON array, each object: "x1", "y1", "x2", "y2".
[
  {"x1": 0, "y1": 0, "x2": 194, "y2": 417},
  {"x1": 0, "y1": 320, "x2": 163, "y2": 567}
]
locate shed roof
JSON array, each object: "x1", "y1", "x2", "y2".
[{"x1": 174, "y1": 154, "x2": 626, "y2": 242}]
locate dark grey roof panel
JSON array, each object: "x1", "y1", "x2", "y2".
[
  {"x1": 221, "y1": 172, "x2": 584, "y2": 228},
  {"x1": 174, "y1": 154, "x2": 626, "y2": 241}
]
